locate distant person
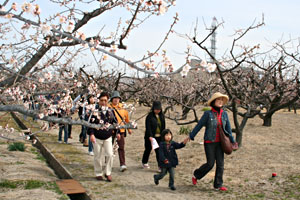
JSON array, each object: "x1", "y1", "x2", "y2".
[
  {"x1": 187, "y1": 92, "x2": 236, "y2": 191},
  {"x1": 57, "y1": 107, "x2": 69, "y2": 144},
  {"x1": 109, "y1": 91, "x2": 132, "y2": 172},
  {"x1": 85, "y1": 94, "x2": 98, "y2": 155},
  {"x1": 87, "y1": 92, "x2": 120, "y2": 182},
  {"x1": 142, "y1": 101, "x2": 165, "y2": 172},
  {"x1": 154, "y1": 129, "x2": 189, "y2": 190}
]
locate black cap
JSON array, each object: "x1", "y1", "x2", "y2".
[{"x1": 152, "y1": 101, "x2": 162, "y2": 110}]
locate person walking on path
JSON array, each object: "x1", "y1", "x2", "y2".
[
  {"x1": 85, "y1": 94, "x2": 99, "y2": 155},
  {"x1": 187, "y1": 92, "x2": 236, "y2": 191},
  {"x1": 109, "y1": 91, "x2": 132, "y2": 172},
  {"x1": 142, "y1": 101, "x2": 165, "y2": 172},
  {"x1": 87, "y1": 92, "x2": 120, "y2": 182},
  {"x1": 154, "y1": 129, "x2": 189, "y2": 190}
]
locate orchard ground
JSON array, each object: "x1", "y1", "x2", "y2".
[{"x1": 1, "y1": 105, "x2": 300, "y2": 200}]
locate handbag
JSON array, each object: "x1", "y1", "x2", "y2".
[
  {"x1": 213, "y1": 113, "x2": 238, "y2": 154},
  {"x1": 218, "y1": 123, "x2": 233, "y2": 155}
]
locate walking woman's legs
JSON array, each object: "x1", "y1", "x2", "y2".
[
  {"x1": 194, "y1": 143, "x2": 216, "y2": 179},
  {"x1": 214, "y1": 143, "x2": 224, "y2": 188},
  {"x1": 142, "y1": 137, "x2": 152, "y2": 164}
]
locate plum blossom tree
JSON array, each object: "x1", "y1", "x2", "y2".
[
  {"x1": 0, "y1": 0, "x2": 191, "y2": 135},
  {"x1": 189, "y1": 17, "x2": 300, "y2": 146}
]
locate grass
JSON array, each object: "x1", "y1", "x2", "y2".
[
  {"x1": 178, "y1": 125, "x2": 192, "y2": 135},
  {"x1": 8, "y1": 142, "x2": 26, "y2": 151},
  {"x1": 30, "y1": 147, "x2": 46, "y2": 162},
  {"x1": 0, "y1": 179, "x2": 68, "y2": 199}
]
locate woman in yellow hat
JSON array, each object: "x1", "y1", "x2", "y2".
[{"x1": 188, "y1": 92, "x2": 236, "y2": 191}]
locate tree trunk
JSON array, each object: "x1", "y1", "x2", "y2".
[
  {"x1": 263, "y1": 114, "x2": 273, "y2": 126},
  {"x1": 235, "y1": 129, "x2": 243, "y2": 147}
]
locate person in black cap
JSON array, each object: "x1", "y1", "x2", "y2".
[
  {"x1": 142, "y1": 101, "x2": 165, "y2": 172},
  {"x1": 109, "y1": 91, "x2": 132, "y2": 172}
]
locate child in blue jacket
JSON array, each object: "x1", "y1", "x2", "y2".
[{"x1": 153, "y1": 129, "x2": 189, "y2": 190}]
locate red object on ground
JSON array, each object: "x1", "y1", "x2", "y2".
[
  {"x1": 272, "y1": 173, "x2": 277, "y2": 177},
  {"x1": 192, "y1": 177, "x2": 197, "y2": 185},
  {"x1": 218, "y1": 186, "x2": 228, "y2": 191}
]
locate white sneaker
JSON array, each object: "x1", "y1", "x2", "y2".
[
  {"x1": 142, "y1": 163, "x2": 150, "y2": 169},
  {"x1": 120, "y1": 165, "x2": 127, "y2": 172},
  {"x1": 58, "y1": 140, "x2": 62, "y2": 144},
  {"x1": 89, "y1": 151, "x2": 94, "y2": 156}
]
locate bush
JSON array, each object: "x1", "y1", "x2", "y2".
[
  {"x1": 8, "y1": 142, "x2": 26, "y2": 151},
  {"x1": 202, "y1": 107, "x2": 211, "y2": 111},
  {"x1": 178, "y1": 126, "x2": 192, "y2": 135}
]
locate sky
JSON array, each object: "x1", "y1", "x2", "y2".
[
  {"x1": 85, "y1": 0, "x2": 300, "y2": 73},
  {"x1": 4, "y1": 0, "x2": 300, "y2": 74},
  {"x1": 122, "y1": 0, "x2": 300, "y2": 64}
]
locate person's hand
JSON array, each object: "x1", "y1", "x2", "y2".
[
  {"x1": 164, "y1": 159, "x2": 169, "y2": 164},
  {"x1": 90, "y1": 134, "x2": 96, "y2": 143},
  {"x1": 128, "y1": 130, "x2": 132, "y2": 135},
  {"x1": 183, "y1": 137, "x2": 190, "y2": 144},
  {"x1": 117, "y1": 134, "x2": 121, "y2": 141}
]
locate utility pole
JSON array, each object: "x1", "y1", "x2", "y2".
[{"x1": 210, "y1": 17, "x2": 217, "y2": 64}]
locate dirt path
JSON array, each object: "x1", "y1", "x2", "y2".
[{"x1": 2, "y1": 106, "x2": 300, "y2": 200}]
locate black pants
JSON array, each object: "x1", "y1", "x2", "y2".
[
  {"x1": 142, "y1": 136, "x2": 161, "y2": 165},
  {"x1": 154, "y1": 167, "x2": 175, "y2": 187},
  {"x1": 194, "y1": 142, "x2": 224, "y2": 188}
]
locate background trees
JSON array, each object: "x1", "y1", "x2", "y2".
[{"x1": 1, "y1": 1, "x2": 299, "y2": 146}]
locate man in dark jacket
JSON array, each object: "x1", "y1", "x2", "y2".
[{"x1": 87, "y1": 92, "x2": 120, "y2": 182}]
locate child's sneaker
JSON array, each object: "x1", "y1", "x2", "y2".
[
  {"x1": 192, "y1": 177, "x2": 197, "y2": 185},
  {"x1": 153, "y1": 175, "x2": 159, "y2": 185},
  {"x1": 142, "y1": 163, "x2": 150, "y2": 169}
]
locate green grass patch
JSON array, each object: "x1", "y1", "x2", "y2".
[
  {"x1": 25, "y1": 180, "x2": 45, "y2": 189},
  {"x1": 0, "y1": 180, "x2": 19, "y2": 189},
  {"x1": 247, "y1": 193, "x2": 265, "y2": 199},
  {"x1": 0, "y1": 179, "x2": 67, "y2": 197},
  {"x1": 30, "y1": 147, "x2": 46, "y2": 162},
  {"x1": 178, "y1": 125, "x2": 192, "y2": 135},
  {"x1": 8, "y1": 142, "x2": 26, "y2": 151}
]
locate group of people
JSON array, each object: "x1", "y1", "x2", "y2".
[
  {"x1": 57, "y1": 91, "x2": 237, "y2": 191},
  {"x1": 144, "y1": 92, "x2": 236, "y2": 191}
]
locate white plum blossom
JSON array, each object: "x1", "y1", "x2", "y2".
[
  {"x1": 159, "y1": 2, "x2": 166, "y2": 15},
  {"x1": 11, "y1": 3, "x2": 18, "y2": 11},
  {"x1": 41, "y1": 24, "x2": 51, "y2": 35},
  {"x1": 206, "y1": 63, "x2": 217, "y2": 73},
  {"x1": 66, "y1": 22, "x2": 74, "y2": 32},
  {"x1": 33, "y1": 4, "x2": 41, "y2": 15},
  {"x1": 38, "y1": 77, "x2": 45, "y2": 83},
  {"x1": 21, "y1": 2, "x2": 32, "y2": 13},
  {"x1": 44, "y1": 72, "x2": 53, "y2": 80},
  {"x1": 59, "y1": 16, "x2": 66, "y2": 24},
  {"x1": 200, "y1": 60, "x2": 207, "y2": 67}
]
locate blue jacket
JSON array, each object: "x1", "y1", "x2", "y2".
[
  {"x1": 189, "y1": 110, "x2": 235, "y2": 143},
  {"x1": 158, "y1": 141, "x2": 185, "y2": 168}
]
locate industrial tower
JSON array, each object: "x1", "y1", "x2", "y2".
[{"x1": 210, "y1": 17, "x2": 217, "y2": 63}]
